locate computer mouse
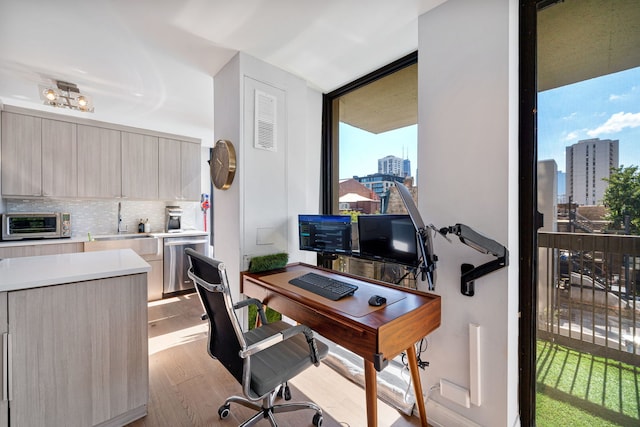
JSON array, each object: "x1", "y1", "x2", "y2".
[{"x1": 368, "y1": 295, "x2": 386, "y2": 306}]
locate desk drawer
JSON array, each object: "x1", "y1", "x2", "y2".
[{"x1": 243, "y1": 279, "x2": 378, "y2": 361}]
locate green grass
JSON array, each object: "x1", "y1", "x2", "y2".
[
  {"x1": 536, "y1": 340, "x2": 640, "y2": 426},
  {"x1": 247, "y1": 304, "x2": 281, "y2": 330}
]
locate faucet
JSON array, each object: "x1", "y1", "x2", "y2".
[{"x1": 117, "y1": 202, "x2": 123, "y2": 233}]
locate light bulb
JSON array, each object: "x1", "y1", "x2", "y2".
[
  {"x1": 44, "y1": 88, "x2": 57, "y2": 101},
  {"x1": 77, "y1": 95, "x2": 88, "y2": 107}
]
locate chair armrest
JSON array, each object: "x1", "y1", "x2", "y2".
[
  {"x1": 234, "y1": 298, "x2": 268, "y2": 325},
  {"x1": 280, "y1": 325, "x2": 321, "y2": 366},
  {"x1": 240, "y1": 324, "x2": 322, "y2": 366}
]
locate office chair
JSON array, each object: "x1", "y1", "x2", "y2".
[{"x1": 185, "y1": 248, "x2": 329, "y2": 427}]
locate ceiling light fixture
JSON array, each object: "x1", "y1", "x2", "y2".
[{"x1": 39, "y1": 80, "x2": 94, "y2": 112}]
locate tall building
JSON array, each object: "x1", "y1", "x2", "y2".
[
  {"x1": 378, "y1": 155, "x2": 403, "y2": 176},
  {"x1": 402, "y1": 158, "x2": 411, "y2": 177},
  {"x1": 565, "y1": 138, "x2": 619, "y2": 205}
]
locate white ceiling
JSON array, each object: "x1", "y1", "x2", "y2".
[{"x1": 0, "y1": 0, "x2": 447, "y2": 146}]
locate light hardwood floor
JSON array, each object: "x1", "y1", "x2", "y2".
[{"x1": 129, "y1": 293, "x2": 422, "y2": 427}]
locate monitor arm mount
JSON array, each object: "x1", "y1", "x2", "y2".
[
  {"x1": 439, "y1": 223, "x2": 509, "y2": 297},
  {"x1": 416, "y1": 226, "x2": 438, "y2": 291}
]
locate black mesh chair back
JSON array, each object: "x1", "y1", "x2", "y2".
[{"x1": 185, "y1": 248, "x2": 245, "y2": 383}]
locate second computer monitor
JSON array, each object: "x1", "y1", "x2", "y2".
[{"x1": 357, "y1": 215, "x2": 419, "y2": 267}]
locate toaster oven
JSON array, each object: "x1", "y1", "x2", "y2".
[{"x1": 1, "y1": 212, "x2": 71, "y2": 240}]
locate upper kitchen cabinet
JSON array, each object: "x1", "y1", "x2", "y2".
[
  {"x1": 121, "y1": 132, "x2": 159, "y2": 199},
  {"x1": 1, "y1": 112, "x2": 42, "y2": 197},
  {"x1": 181, "y1": 140, "x2": 201, "y2": 200},
  {"x1": 1, "y1": 112, "x2": 78, "y2": 198},
  {"x1": 159, "y1": 138, "x2": 201, "y2": 201},
  {"x1": 77, "y1": 124, "x2": 122, "y2": 198},
  {"x1": 42, "y1": 119, "x2": 77, "y2": 198},
  {"x1": 1, "y1": 106, "x2": 201, "y2": 201}
]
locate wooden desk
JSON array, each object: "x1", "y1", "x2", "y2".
[{"x1": 241, "y1": 263, "x2": 441, "y2": 427}]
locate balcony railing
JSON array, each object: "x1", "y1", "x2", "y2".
[{"x1": 538, "y1": 231, "x2": 640, "y2": 364}]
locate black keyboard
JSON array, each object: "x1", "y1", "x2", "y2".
[{"x1": 288, "y1": 272, "x2": 358, "y2": 301}]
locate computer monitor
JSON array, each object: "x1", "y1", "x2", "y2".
[
  {"x1": 298, "y1": 214, "x2": 352, "y2": 255},
  {"x1": 357, "y1": 215, "x2": 419, "y2": 267}
]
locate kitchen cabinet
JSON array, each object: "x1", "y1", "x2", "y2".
[
  {"x1": 158, "y1": 137, "x2": 181, "y2": 200},
  {"x1": 181, "y1": 139, "x2": 201, "y2": 201},
  {"x1": 159, "y1": 138, "x2": 201, "y2": 201},
  {"x1": 42, "y1": 119, "x2": 78, "y2": 198},
  {"x1": 0, "y1": 293, "x2": 6, "y2": 427},
  {"x1": 84, "y1": 237, "x2": 163, "y2": 301},
  {"x1": 147, "y1": 259, "x2": 164, "y2": 301},
  {"x1": 1, "y1": 106, "x2": 201, "y2": 201},
  {"x1": 1, "y1": 274, "x2": 148, "y2": 426},
  {"x1": 77, "y1": 125, "x2": 122, "y2": 198},
  {"x1": 121, "y1": 132, "x2": 159, "y2": 200},
  {"x1": 1, "y1": 112, "x2": 42, "y2": 197},
  {"x1": 0, "y1": 242, "x2": 83, "y2": 259},
  {"x1": 1, "y1": 113, "x2": 79, "y2": 198}
]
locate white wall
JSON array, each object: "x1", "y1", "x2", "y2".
[
  {"x1": 418, "y1": 1, "x2": 520, "y2": 426},
  {"x1": 213, "y1": 53, "x2": 321, "y2": 303}
]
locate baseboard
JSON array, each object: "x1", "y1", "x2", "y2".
[
  {"x1": 423, "y1": 400, "x2": 481, "y2": 427},
  {"x1": 94, "y1": 405, "x2": 147, "y2": 427}
]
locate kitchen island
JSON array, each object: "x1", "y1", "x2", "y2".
[{"x1": 0, "y1": 249, "x2": 150, "y2": 427}]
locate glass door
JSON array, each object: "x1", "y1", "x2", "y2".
[{"x1": 534, "y1": 1, "x2": 640, "y2": 425}]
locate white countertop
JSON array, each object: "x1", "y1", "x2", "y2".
[
  {"x1": 0, "y1": 248, "x2": 151, "y2": 292},
  {"x1": 0, "y1": 230, "x2": 208, "y2": 247}
]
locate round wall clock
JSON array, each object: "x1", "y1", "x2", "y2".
[{"x1": 210, "y1": 139, "x2": 237, "y2": 190}]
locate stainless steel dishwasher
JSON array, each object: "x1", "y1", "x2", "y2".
[{"x1": 163, "y1": 234, "x2": 209, "y2": 297}]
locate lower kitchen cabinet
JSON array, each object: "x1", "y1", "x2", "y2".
[
  {"x1": 84, "y1": 237, "x2": 163, "y2": 302},
  {"x1": 0, "y1": 242, "x2": 83, "y2": 259},
  {"x1": 147, "y1": 259, "x2": 164, "y2": 301},
  {"x1": 0, "y1": 274, "x2": 148, "y2": 426},
  {"x1": 0, "y1": 293, "x2": 6, "y2": 427}
]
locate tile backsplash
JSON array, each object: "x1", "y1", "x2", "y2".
[{"x1": 4, "y1": 199, "x2": 202, "y2": 237}]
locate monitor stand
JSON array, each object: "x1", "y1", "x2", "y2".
[{"x1": 395, "y1": 182, "x2": 438, "y2": 290}]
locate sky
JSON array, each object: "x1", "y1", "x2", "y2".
[
  {"x1": 538, "y1": 66, "x2": 640, "y2": 172},
  {"x1": 338, "y1": 66, "x2": 640, "y2": 181},
  {"x1": 339, "y1": 123, "x2": 417, "y2": 179}
]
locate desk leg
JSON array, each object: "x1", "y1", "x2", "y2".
[
  {"x1": 407, "y1": 345, "x2": 428, "y2": 427},
  {"x1": 364, "y1": 360, "x2": 378, "y2": 427}
]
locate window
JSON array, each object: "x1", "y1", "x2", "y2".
[
  {"x1": 322, "y1": 53, "x2": 418, "y2": 288},
  {"x1": 321, "y1": 54, "x2": 423, "y2": 415}
]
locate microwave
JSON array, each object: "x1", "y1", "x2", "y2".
[{"x1": 1, "y1": 212, "x2": 71, "y2": 241}]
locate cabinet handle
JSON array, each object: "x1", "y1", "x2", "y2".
[
  {"x1": 2, "y1": 333, "x2": 11, "y2": 402},
  {"x1": 164, "y1": 239, "x2": 208, "y2": 246}
]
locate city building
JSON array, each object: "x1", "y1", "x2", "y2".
[
  {"x1": 354, "y1": 173, "x2": 406, "y2": 213},
  {"x1": 338, "y1": 178, "x2": 380, "y2": 214},
  {"x1": 378, "y1": 155, "x2": 404, "y2": 176},
  {"x1": 377, "y1": 155, "x2": 411, "y2": 178},
  {"x1": 402, "y1": 158, "x2": 411, "y2": 178},
  {"x1": 565, "y1": 138, "x2": 619, "y2": 205}
]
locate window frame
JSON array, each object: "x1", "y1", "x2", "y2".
[{"x1": 321, "y1": 52, "x2": 418, "y2": 214}]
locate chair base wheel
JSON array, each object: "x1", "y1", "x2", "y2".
[
  {"x1": 313, "y1": 412, "x2": 323, "y2": 427},
  {"x1": 284, "y1": 385, "x2": 291, "y2": 400},
  {"x1": 218, "y1": 404, "x2": 231, "y2": 419},
  {"x1": 277, "y1": 384, "x2": 292, "y2": 400}
]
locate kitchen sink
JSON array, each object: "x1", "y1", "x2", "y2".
[{"x1": 92, "y1": 234, "x2": 154, "y2": 241}]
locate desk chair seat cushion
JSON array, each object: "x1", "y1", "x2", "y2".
[{"x1": 244, "y1": 320, "x2": 329, "y2": 397}]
